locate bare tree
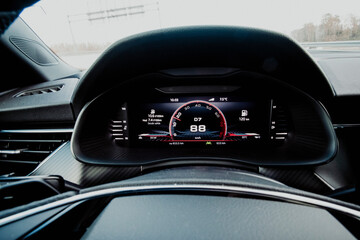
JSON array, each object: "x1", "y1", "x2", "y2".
[
  {"x1": 318, "y1": 14, "x2": 343, "y2": 41},
  {"x1": 348, "y1": 15, "x2": 360, "y2": 40},
  {"x1": 291, "y1": 13, "x2": 360, "y2": 42}
]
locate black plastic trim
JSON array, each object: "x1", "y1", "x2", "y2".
[
  {"x1": 71, "y1": 26, "x2": 334, "y2": 116},
  {"x1": 0, "y1": 78, "x2": 78, "y2": 124}
]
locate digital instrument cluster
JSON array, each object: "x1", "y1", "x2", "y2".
[
  {"x1": 74, "y1": 75, "x2": 334, "y2": 165},
  {"x1": 116, "y1": 96, "x2": 272, "y2": 146}
]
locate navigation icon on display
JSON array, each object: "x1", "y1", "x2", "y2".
[{"x1": 208, "y1": 98, "x2": 215, "y2": 102}]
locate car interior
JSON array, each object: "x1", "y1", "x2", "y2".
[{"x1": 0, "y1": 0, "x2": 360, "y2": 239}]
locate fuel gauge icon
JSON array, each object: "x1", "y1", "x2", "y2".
[{"x1": 241, "y1": 110, "x2": 248, "y2": 117}]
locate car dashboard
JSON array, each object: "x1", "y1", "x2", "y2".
[
  {"x1": 0, "y1": 26, "x2": 354, "y2": 192},
  {"x1": 0, "y1": 24, "x2": 359, "y2": 238}
]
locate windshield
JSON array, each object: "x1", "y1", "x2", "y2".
[{"x1": 20, "y1": 0, "x2": 360, "y2": 70}]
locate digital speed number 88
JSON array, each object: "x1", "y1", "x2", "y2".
[
  {"x1": 190, "y1": 117, "x2": 206, "y2": 132},
  {"x1": 169, "y1": 100, "x2": 227, "y2": 141}
]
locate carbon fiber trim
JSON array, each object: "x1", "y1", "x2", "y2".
[
  {"x1": 30, "y1": 142, "x2": 141, "y2": 188},
  {"x1": 259, "y1": 167, "x2": 331, "y2": 194}
]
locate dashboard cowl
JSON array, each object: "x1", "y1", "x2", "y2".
[
  {"x1": 72, "y1": 26, "x2": 334, "y2": 116},
  {"x1": 71, "y1": 71, "x2": 337, "y2": 167}
]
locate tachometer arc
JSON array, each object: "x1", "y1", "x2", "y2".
[{"x1": 169, "y1": 100, "x2": 227, "y2": 141}]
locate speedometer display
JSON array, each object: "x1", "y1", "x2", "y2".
[
  {"x1": 130, "y1": 96, "x2": 270, "y2": 146},
  {"x1": 169, "y1": 101, "x2": 227, "y2": 141}
]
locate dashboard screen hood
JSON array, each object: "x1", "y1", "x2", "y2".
[{"x1": 72, "y1": 26, "x2": 334, "y2": 115}]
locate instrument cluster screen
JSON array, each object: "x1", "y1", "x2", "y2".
[{"x1": 129, "y1": 96, "x2": 271, "y2": 146}]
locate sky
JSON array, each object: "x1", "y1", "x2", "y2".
[{"x1": 20, "y1": 0, "x2": 360, "y2": 47}]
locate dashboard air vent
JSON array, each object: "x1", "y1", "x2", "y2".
[
  {"x1": 0, "y1": 130, "x2": 72, "y2": 175},
  {"x1": 14, "y1": 85, "x2": 64, "y2": 98},
  {"x1": 270, "y1": 100, "x2": 292, "y2": 144}
]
